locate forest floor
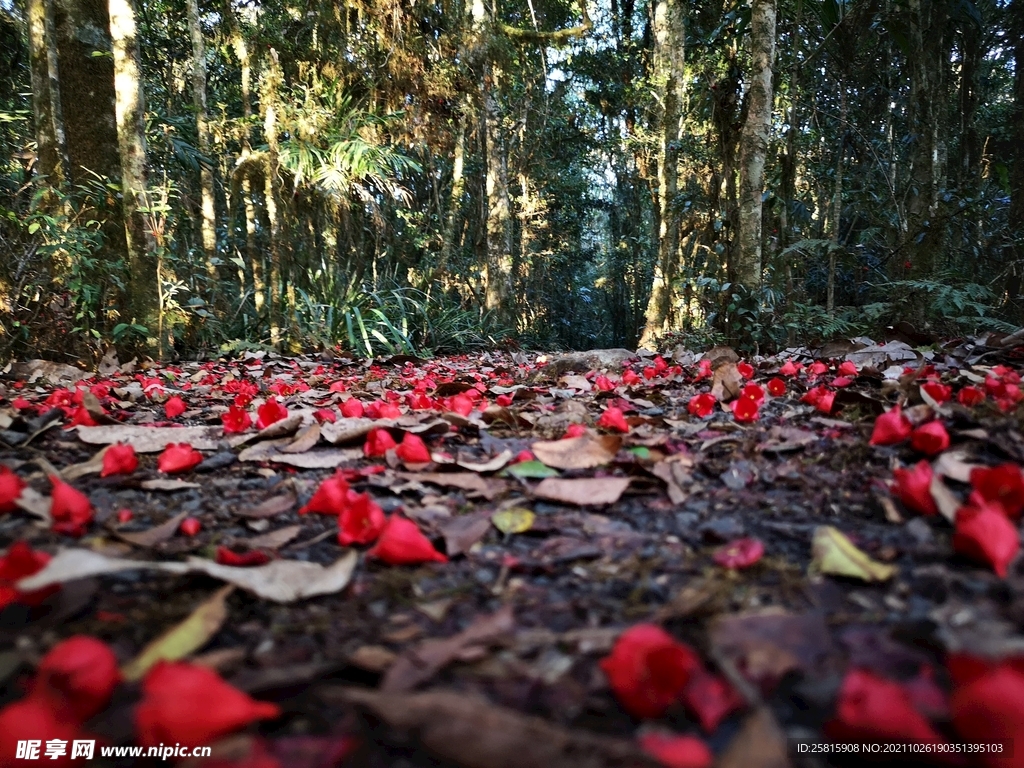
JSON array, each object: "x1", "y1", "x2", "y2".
[{"x1": 2, "y1": 339, "x2": 1024, "y2": 768}]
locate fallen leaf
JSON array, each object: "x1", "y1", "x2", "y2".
[
  {"x1": 717, "y1": 707, "x2": 793, "y2": 768},
  {"x1": 243, "y1": 524, "x2": 302, "y2": 550},
  {"x1": 933, "y1": 450, "x2": 982, "y2": 484},
  {"x1": 810, "y1": 526, "x2": 896, "y2": 582},
  {"x1": 236, "y1": 494, "x2": 296, "y2": 519},
  {"x1": 238, "y1": 438, "x2": 363, "y2": 468},
  {"x1": 329, "y1": 687, "x2": 659, "y2": 768},
  {"x1": 711, "y1": 363, "x2": 744, "y2": 402},
  {"x1": 456, "y1": 450, "x2": 513, "y2": 473},
  {"x1": 506, "y1": 460, "x2": 560, "y2": 479},
  {"x1": 348, "y1": 645, "x2": 397, "y2": 672},
  {"x1": 18, "y1": 548, "x2": 358, "y2": 603},
  {"x1": 533, "y1": 477, "x2": 631, "y2": 506},
  {"x1": 121, "y1": 585, "x2": 233, "y2": 681},
  {"x1": 77, "y1": 425, "x2": 222, "y2": 452},
  {"x1": 140, "y1": 479, "x2": 201, "y2": 491},
  {"x1": 399, "y1": 471, "x2": 505, "y2": 500},
  {"x1": 14, "y1": 487, "x2": 52, "y2": 522},
  {"x1": 651, "y1": 457, "x2": 692, "y2": 505},
  {"x1": 280, "y1": 422, "x2": 321, "y2": 453},
  {"x1": 382, "y1": 606, "x2": 515, "y2": 692},
  {"x1": 929, "y1": 475, "x2": 960, "y2": 523},
  {"x1": 116, "y1": 511, "x2": 189, "y2": 547},
  {"x1": 62, "y1": 446, "x2": 111, "y2": 481},
  {"x1": 492, "y1": 508, "x2": 535, "y2": 534},
  {"x1": 531, "y1": 434, "x2": 621, "y2": 470},
  {"x1": 438, "y1": 513, "x2": 492, "y2": 557}
]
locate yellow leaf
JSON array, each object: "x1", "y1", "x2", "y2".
[
  {"x1": 121, "y1": 585, "x2": 233, "y2": 681},
  {"x1": 810, "y1": 526, "x2": 896, "y2": 582},
  {"x1": 491, "y1": 508, "x2": 535, "y2": 534}
]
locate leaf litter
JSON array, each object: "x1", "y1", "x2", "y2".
[{"x1": 3, "y1": 342, "x2": 1024, "y2": 766}]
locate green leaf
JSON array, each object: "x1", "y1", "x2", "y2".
[{"x1": 505, "y1": 460, "x2": 560, "y2": 479}]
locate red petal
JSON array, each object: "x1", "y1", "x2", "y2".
[
  {"x1": 164, "y1": 396, "x2": 187, "y2": 419},
  {"x1": 639, "y1": 733, "x2": 713, "y2": 768},
  {"x1": 712, "y1": 538, "x2": 764, "y2": 569},
  {"x1": 33, "y1": 636, "x2": 120, "y2": 722},
  {"x1": 179, "y1": 517, "x2": 202, "y2": 537},
  {"x1": 338, "y1": 493, "x2": 387, "y2": 545},
  {"x1": 299, "y1": 473, "x2": 352, "y2": 515},
  {"x1": 736, "y1": 362, "x2": 755, "y2": 379},
  {"x1": 366, "y1": 516, "x2": 447, "y2": 564},
  {"x1": 49, "y1": 477, "x2": 94, "y2": 537},
  {"x1": 395, "y1": 433, "x2": 431, "y2": 463},
  {"x1": 0, "y1": 465, "x2": 26, "y2": 513},
  {"x1": 950, "y1": 665, "x2": 1024, "y2": 768},
  {"x1": 157, "y1": 443, "x2": 204, "y2": 474},
  {"x1": 892, "y1": 460, "x2": 939, "y2": 516},
  {"x1": 135, "y1": 661, "x2": 280, "y2": 747},
  {"x1": 0, "y1": 697, "x2": 82, "y2": 766},
  {"x1": 341, "y1": 398, "x2": 365, "y2": 418},
  {"x1": 869, "y1": 406, "x2": 912, "y2": 446},
  {"x1": 215, "y1": 547, "x2": 272, "y2": 567},
  {"x1": 255, "y1": 397, "x2": 288, "y2": 430},
  {"x1": 0, "y1": 542, "x2": 57, "y2": 609},
  {"x1": 681, "y1": 670, "x2": 744, "y2": 732},
  {"x1": 970, "y1": 463, "x2": 1024, "y2": 518},
  {"x1": 363, "y1": 428, "x2": 398, "y2": 457},
  {"x1": 598, "y1": 407, "x2": 629, "y2": 432},
  {"x1": 954, "y1": 501, "x2": 1020, "y2": 577},
  {"x1": 826, "y1": 668, "x2": 945, "y2": 745},
  {"x1": 101, "y1": 443, "x2": 138, "y2": 477},
  {"x1": 910, "y1": 421, "x2": 950, "y2": 456},
  {"x1": 599, "y1": 624, "x2": 700, "y2": 719}
]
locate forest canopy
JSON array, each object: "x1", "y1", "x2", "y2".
[{"x1": 0, "y1": 0, "x2": 1021, "y2": 359}]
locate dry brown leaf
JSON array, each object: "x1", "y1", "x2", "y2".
[
  {"x1": 140, "y1": 479, "x2": 201, "y2": 491},
  {"x1": 81, "y1": 390, "x2": 118, "y2": 424},
  {"x1": 319, "y1": 417, "x2": 377, "y2": 444},
  {"x1": 650, "y1": 457, "x2": 692, "y2": 505},
  {"x1": 399, "y1": 472, "x2": 505, "y2": 500},
  {"x1": 116, "y1": 511, "x2": 189, "y2": 547},
  {"x1": 18, "y1": 548, "x2": 358, "y2": 603},
  {"x1": 348, "y1": 645, "x2": 397, "y2": 672},
  {"x1": 711, "y1": 362, "x2": 744, "y2": 402},
  {"x1": 77, "y1": 425, "x2": 222, "y2": 452},
  {"x1": 381, "y1": 606, "x2": 515, "y2": 692},
  {"x1": 328, "y1": 687, "x2": 659, "y2": 768},
  {"x1": 244, "y1": 524, "x2": 302, "y2": 550},
  {"x1": 933, "y1": 450, "x2": 981, "y2": 484},
  {"x1": 238, "y1": 438, "x2": 362, "y2": 468},
  {"x1": 456, "y1": 450, "x2": 513, "y2": 473},
  {"x1": 438, "y1": 512, "x2": 492, "y2": 557},
  {"x1": 531, "y1": 434, "x2": 621, "y2": 470},
  {"x1": 929, "y1": 475, "x2": 960, "y2": 523},
  {"x1": 255, "y1": 412, "x2": 303, "y2": 439},
  {"x1": 717, "y1": 707, "x2": 792, "y2": 768},
  {"x1": 280, "y1": 422, "x2": 321, "y2": 453},
  {"x1": 532, "y1": 477, "x2": 631, "y2": 506},
  {"x1": 14, "y1": 487, "x2": 51, "y2": 522},
  {"x1": 237, "y1": 494, "x2": 296, "y2": 519},
  {"x1": 62, "y1": 446, "x2": 110, "y2": 481}
]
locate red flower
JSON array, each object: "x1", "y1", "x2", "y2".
[
  {"x1": 643, "y1": 366, "x2": 657, "y2": 380},
  {"x1": 599, "y1": 624, "x2": 700, "y2": 719},
  {"x1": 969, "y1": 463, "x2": 1024, "y2": 518},
  {"x1": 713, "y1": 538, "x2": 764, "y2": 569},
  {"x1": 66, "y1": 406, "x2": 98, "y2": 429},
  {"x1": 800, "y1": 384, "x2": 829, "y2": 407},
  {"x1": 892, "y1": 461, "x2": 939, "y2": 516},
  {"x1": 179, "y1": 517, "x2": 202, "y2": 537},
  {"x1": 808, "y1": 361, "x2": 829, "y2": 376},
  {"x1": 622, "y1": 369, "x2": 642, "y2": 387},
  {"x1": 838, "y1": 361, "x2": 858, "y2": 377},
  {"x1": 598, "y1": 406, "x2": 629, "y2": 432},
  {"x1": 32, "y1": 636, "x2": 120, "y2": 722},
  {"x1": 495, "y1": 394, "x2": 513, "y2": 407},
  {"x1": 687, "y1": 394, "x2": 716, "y2": 418},
  {"x1": 365, "y1": 516, "x2": 447, "y2": 564},
  {"x1": 377, "y1": 401, "x2": 403, "y2": 419},
  {"x1": 101, "y1": 443, "x2": 138, "y2": 477},
  {"x1": 778, "y1": 360, "x2": 800, "y2": 376},
  {"x1": 950, "y1": 665, "x2": 1024, "y2": 768},
  {"x1": 49, "y1": 477, "x2": 93, "y2": 537},
  {"x1": 831, "y1": 376, "x2": 854, "y2": 388},
  {"x1": 815, "y1": 389, "x2": 836, "y2": 414},
  {"x1": 954, "y1": 499, "x2": 1020, "y2": 577},
  {"x1": 447, "y1": 394, "x2": 474, "y2": 416},
  {"x1": 221, "y1": 405, "x2": 253, "y2": 434},
  {"x1": 595, "y1": 375, "x2": 616, "y2": 392},
  {"x1": 300, "y1": 472, "x2": 353, "y2": 515},
  {"x1": 256, "y1": 397, "x2": 288, "y2": 430},
  {"x1": 164, "y1": 395, "x2": 187, "y2": 419},
  {"x1": 741, "y1": 382, "x2": 765, "y2": 406},
  {"x1": 562, "y1": 423, "x2": 588, "y2": 439},
  {"x1": 869, "y1": 405, "x2": 912, "y2": 446},
  {"x1": 730, "y1": 397, "x2": 759, "y2": 422},
  {"x1": 117, "y1": 508, "x2": 133, "y2": 523},
  {"x1": 766, "y1": 378, "x2": 786, "y2": 397},
  {"x1": 910, "y1": 421, "x2": 950, "y2": 456},
  {"x1": 395, "y1": 433, "x2": 431, "y2": 463},
  {"x1": 313, "y1": 408, "x2": 337, "y2": 424},
  {"x1": 0, "y1": 542, "x2": 57, "y2": 610},
  {"x1": 0, "y1": 697, "x2": 82, "y2": 767},
  {"x1": 693, "y1": 360, "x2": 712, "y2": 381},
  {"x1": 736, "y1": 362, "x2": 754, "y2": 379},
  {"x1": 0, "y1": 465, "x2": 26, "y2": 513},
  {"x1": 957, "y1": 386, "x2": 985, "y2": 407},
  {"x1": 215, "y1": 547, "x2": 271, "y2": 567},
  {"x1": 135, "y1": 661, "x2": 280, "y2": 747},
  {"x1": 157, "y1": 443, "x2": 203, "y2": 474},
  {"x1": 338, "y1": 493, "x2": 387, "y2": 546},
  {"x1": 825, "y1": 668, "x2": 945, "y2": 745},
  {"x1": 364, "y1": 427, "x2": 398, "y2": 457},
  {"x1": 681, "y1": 670, "x2": 744, "y2": 732},
  {"x1": 639, "y1": 733, "x2": 713, "y2": 768},
  {"x1": 341, "y1": 398, "x2": 365, "y2": 418},
  {"x1": 921, "y1": 381, "x2": 952, "y2": 404}
]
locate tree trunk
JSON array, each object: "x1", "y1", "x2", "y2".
[
  {"x1": 187, "y1": 0, "x2": 217, "y2": 283},
  {"x1": 827, "y1": 86, "x2": 846, "y2": 314},
  {"x1": 53, "y1": 0, "x2": 120, "y2": 185},
  {"x1": 640, "y1": 0, "x2": 684, "y2": 348},
  {"x1": 109, "y1": 0, "x2": 161, "y2": 354},
  {"x1": 1012, "y1": 0, "x2": 1024, "y2": 290},
  {"x1": 735, "y1": 0, "x2": 777, "y2": 291},
  {"x1": 261, "y1": 49, "x2": 285, "y2": 345},
  {"x1": 27, "y1": 0, "x2": 67, "y2": 187},
  {"x1": 483, "y1": 65, "x2": 513, "y2": 319}
]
